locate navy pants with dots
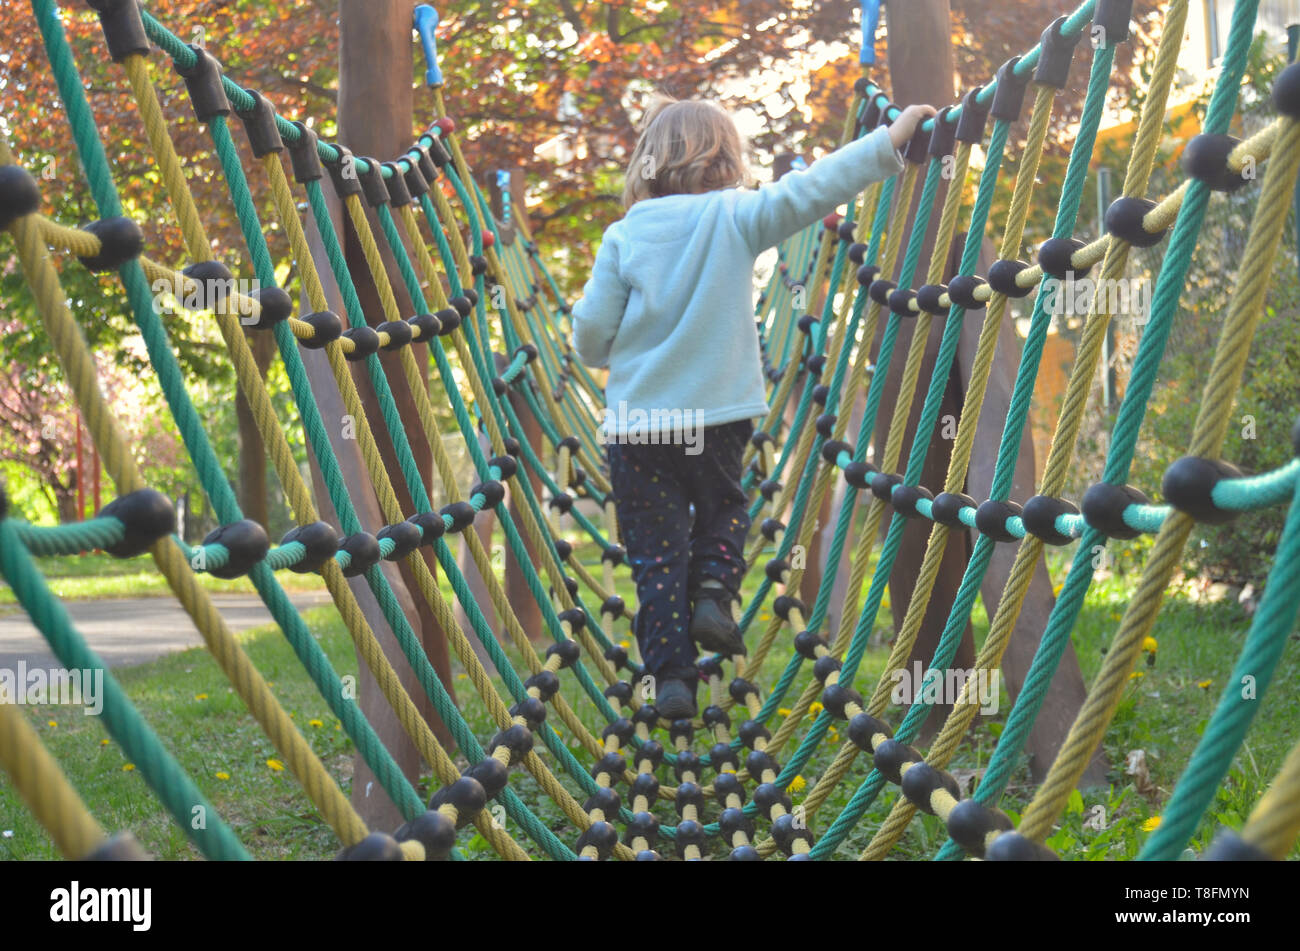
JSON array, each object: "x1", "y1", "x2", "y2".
[{"x1": 607, "y1": 419, "x2": 753, "y2": 684}]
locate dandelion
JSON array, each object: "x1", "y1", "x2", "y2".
[
  {"x1": 619, "y1": 639, "x2": 631, "y2": 650},
  {"x1": 1142, "y1": 815, "x2": 1162, "y2": 832},
  {"x1": 828, "y1": 727, "x2": 839, "y2": 742},
  {"x1": 47, "y1": 719, "x2": 57, "y2": 728},
  {"x1": 1129, "y1": 670, "x2": 1145, "y2": 680},
  {"x1": 308, "y1": 718, "x2": 324, "y2": 728},
  {"x1": 1197, "y1": 679, "x2": 1213, "y2": 689},
  {"x1": 215, "y1": 771, "x2": 230, "y2": 781},
  {"x1": 808, "y1": 702, "x2": 823, "y2": 718},
  {"x1": 122, "y1": 763, "x2": 135, "y2": 772},
  {"x1": 194, "y1": 693, "x2": 208, "y2": 701},
  {"x1": 99, "y1": 738, "x2": 110, "y2": 746},
  {"x1": 789, "y1": 775, "x2": 806, "y2": 793},
  {"x1": 778, "y1": 708, "x2": 792, "y2": 717},
  {"x1": 266, "y1": 758, "x2": 285, "y2": 772},
  {"x1": 1142, "y1": 636, "x2": 1158, "y2": 653}
]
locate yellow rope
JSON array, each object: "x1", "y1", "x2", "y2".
[
  {"x1": 0, "y1": 698, "x2": 106, "y2": 859},
  {"x1": 1018, "y1": 113, "x2": 1300, "y2": 843},
  {"x1": 1238, "y1": 734, "x2": 1300, "y2": 858}
]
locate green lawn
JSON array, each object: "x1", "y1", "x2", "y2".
[{"x1": 1, "y1": 541, "x2": 1297, "y2": 861}]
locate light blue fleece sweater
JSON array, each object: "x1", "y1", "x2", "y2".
[{"x1": 572, "y1": 124, "x2": 905, "y2": 437}]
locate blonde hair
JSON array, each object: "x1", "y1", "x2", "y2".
[{"x1": 622, "y1": 97, "x2": 749, "y2": 208}]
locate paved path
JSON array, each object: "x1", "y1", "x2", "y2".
[{"x1": 0, "y1": 591, "x2": 333, "y2": 672}]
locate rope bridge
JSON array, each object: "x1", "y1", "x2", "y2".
[{"x1": 1, "y1": 0, "x2": 1298, "y2": 861}]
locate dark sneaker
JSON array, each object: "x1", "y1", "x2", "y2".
[
  {"x1": 690, "y1": 592, "x2": 748, "y2": 657},
  {"x1": 655, "y1": 678, "x2": 698, "y2": 719}
]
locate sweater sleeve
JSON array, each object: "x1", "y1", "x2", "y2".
[
  {"x1": 732, "y1": 126, "x2": 906, "y2": 254},
  {"x1": 571, "y1": 229, "x2": 630, "y2": 369}
]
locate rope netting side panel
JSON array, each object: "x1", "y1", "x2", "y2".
[{"x1": 0, "y1": 0, "x2": 1298, "y2": 862}]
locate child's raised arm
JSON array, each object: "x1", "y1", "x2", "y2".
[
  {"x1": 732, "y1": 105, "x2": 935, "y2": 253},
  {"x1": 572, "y1": 230, "x2": 631, "y2": 369}
]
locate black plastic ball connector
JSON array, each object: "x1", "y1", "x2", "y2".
[
  {"x1": 990, "y1": 57, "x2": 1029, "y2": 122},
  {"x1": 378, "y1": 319, "x2": 412, "y2": 351},
  {"x1": 402, "y1": 153, "x2": 429, "y2": 198},
  {"x1": 900, "y1": 761, "x2": 962, "y2": 816},
  {"x1": 891, "y1": 483, "x2": 934, "y2": 518},
  {"x1": 856, "y1": 264, "x2": 880, "y2": 288},
  {"x1": 946, "y1": 798, "x2": 1014, "y2": 858},
  {"x1": 870, "y1": 471, "x2": 903, "y2": 503},
  {"x1": 426, "y1": 135, "x2": 453, "y2": 170},
  {"x1": 930, "y1": 491, "x2": 976, "y2": 527},
  {"x1": 470, "y1": 479, "x2": 505, "y2": 509},
  {"x1": 246, "y1": 286, "x2": 293, "y2": 330},
  {"x1": 428, "y1": 776, "x2": 486, "y2": 828},
  {"x1": 82, "y1": 831, "x2": 150, "y2": 861},
  {"x1": 1162, "y1": 456, "x2": 1244, "y2": 525},
  {"x1": 342, "y1": 325, "x2": 380, "y2": 362},
  {"x1": 178, "y1": 260, "x2": 232, "y2": 312},
  {"x1": 868, "y1": 279, "x2": 895, "y2": 307},
  {"x1": 1181, "y1": 133, "x2": 1251, "y2": 193},
  {"x1": 835, "y1": 218, "x2": 856, "y2": 243},
  {"x1": 356, "y1": 157, "x2": 390, "y2": 208},
  {"x1": 888, "y1": 288, "x2": 918, "y2": 317},
  {"x1": 464, "y1": 757, "x2": 509, "y2": 800},
  {"x1": 821, "y1": 682, "x2": 863, "y2": 719},
  {"x1": 381, "y1": 161, "x2": 412, "y2": 207},
  {"x1": 1273, "y1": 60, "x2": 1300, "y2": 118},
  {"x1": 758, "y1": 478, "x2": 782, "y2": 500},
  {"x1": 298, "y1": 310, "x2": 343, "y2": 349},
  {"x1": 974, "y1": 499, "x2": 1023, "y2": 543},
  {"x1": 0, "y1": 165, "x2": 41, "y2": 229},
  {"x1": 87, "y1": 0, "x2": 151, "y2": 61},
  {"x1": 279, "y1": 521, "x2": 339, "y2": 573},
  {"x1": 413, "y1": 143, "x2": 438, "y2": 184},
  {"x1": 377, "y1": 520, "x2": 422, "y2": 561},
  {"x1": 324, "y1": 145, "x2": 362, "y2": 198},
  {"x1": 847, "y1": 242, "x2": 869, "y2": 265},
  {"x1": 1105, "y1": 195, "x2": 1166, "y2": 248},
  {"x1": 77, "y1": 217, "x2": 144, "y2": 272},
  {"x1": 338, "y1": 531, "x2": 381, "y2": 578},
  {"x1": 99, "y1": 488, "x2": 175, "y2": 558},
  {"x1": 440, "y1": 501, "x2": 477, "y2": 534},
  {"x1": 821, "y1": 440, "x2": 852, "y2": 467},
  {"x1": 510, "y1": 696, "x2": 547, "y2": 731},
  {"x1": 984, "y1": 831, "x2": 1060, "y2": 862},
  {"x1": 987, "y1": 259, "x2": 1035, "y2": 298},
  {"x1": 772, "y1": 595, "x2": 805, "y2": 623},
  {"x1": 1081, "y1": 481, "x2": 1151, "y2": 539},
  {"x1": 527, "y1": 669, "x2": 561, "y2": 702},
  {"x1": 337, "y1": 832, "x2": 403, "y2": 862},
  {"x1": 928, "y1": 105, "x2": 957, "y2": 160},
  {"x1": 1037, "y1": 236, "x2": 1091, "y2": 281},
  {"x1": 1093, "y1": 0, "x2": 1134, "y2": 44},
  {"x1": 847, "y1": 712, "x2": 891, "y2": 752},
  {"x1": 860, "y1": 97, "x2": 882, "y2": 133},
  {"x1": 1021, "y1": 494, "x2": 1081, "y2": 546},
  {"x1": 234, "y1": 90, "x2": 284, "y2": 158},
  {"x1": 431, "y1": 306, "x2": 460, "y2": 335},
  {"x1": 796, "y1": 313, "x2": 819, "y2": 335},
  {"x1": 843, "y1": 459, "x2": 876, "y2": 490},
  {"x1": 488, "y1": 724, "x2": 533, "y2": 766},
  {"x1": 793, "y1": 630, "x2": 826, "y2": 661},
  {"x1": 947, "y1": 273, "x2": 987, "y2": 311},
  {"x1": 1202, "y1": 831, "x2": 1273, "y2": 862},
  {"x1": 394, "y1": 810, "x2": 456, "y2": 861},
  {"x1": 201, "y1": 519, "x2": 270, "y2": 580},
  {"x1": 872, "y1": 738, "x2": 922, "y2": 785},
  {"x1": 287, "y1": 121, "x2": 323, "y2": 184},
  {"x1": 806, "y1": 353, "x2": 827, "y2": 377},
  {"x1": 514, "y1": 342, "x2": 539, "y2": 364},
  {"x1": 954, "y1": 85, "x2": 990, "y2": 145},
  {"x1": 916, "y1": 283, "x2": 949, "y2": 315},
  {"x1": 406, "y1": 510, "x2": 446, "y2": 546},
  {"x1": 815, "y1": 413, "x2": 837, "y2": 438},
  {"x1": 904, "y1": 120, "x2": 931, "y2": 165},
  {"x1": 811, "y1": 384, "x2": 830, "y2": 406},
  {"x1": 1033, "y1": 16, "x2": 1082, "y2": 89},
  {"x1": 175, "y1": 46, "x2": 231, "y2": 123}
]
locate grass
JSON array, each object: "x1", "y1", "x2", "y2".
[
  {"x1": 1, "y1": 538, "x2": 1297, "y2": 861},
  {"x1": 0, "y1": 552, "x2": 326, "y2": 610}
]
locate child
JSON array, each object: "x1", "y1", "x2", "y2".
[{"x1": 572, "y1": 95, "x2": 936, "y2": 718}]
